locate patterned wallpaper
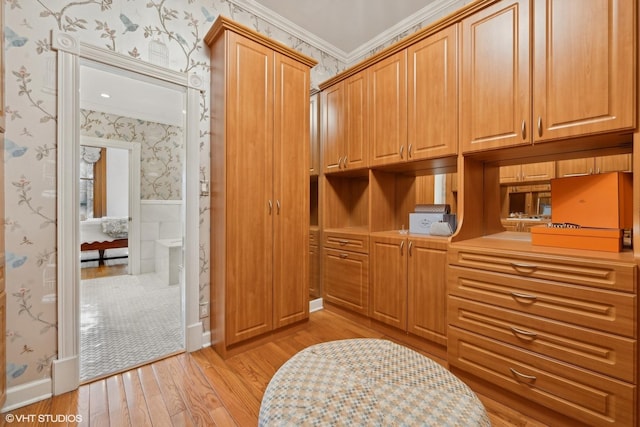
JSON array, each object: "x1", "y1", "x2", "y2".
[
  {"x1": 3, "y1": 0, "x2": 469, "y2": 394},
  {"x1": 80, "y1": 109, "x2": 184, "y2": 200}
]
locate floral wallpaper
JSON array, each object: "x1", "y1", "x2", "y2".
[
  {"x1": 3, "y1": 0, "x2": 470, "y2": 397},
  {"x1": 80, "y1": 109, "x2": 184, "y2": 200}
]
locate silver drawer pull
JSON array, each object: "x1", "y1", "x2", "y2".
[
  {"x1": 510, "y1": 368, "x2": 537, "y2": 383},
  {"x1": 338, "y1": 239, "x2": 349, "y2": 246},
  {"x1": 510, "y1": 327, "x2": 538, "y2": 339},
  {"x1": 510, "y1": 292, "x2": 538, "y2": 302},
  {"x1": 339, "y1": 253, "x2": 348, "y2": 259},
  {"x1": 510, "y1": 262, "x2": 538, "y2": 272}
]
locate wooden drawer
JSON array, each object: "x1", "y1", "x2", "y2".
[
  {"x1": 324, "y1": 231, "x2": 369, "y2": 254},
  {"x1": 448, "y1": 246, "x2": 636, "y2": 292},
  {"x1": 449, "y1": 327, "x2": 635, "y2": 427},
  {"x1": 448, "y1": 266, "x2": 636, "y2": 338},
  {"x1": 449, "y1": 296, "x2": 636, "y2": 382},
  {"x1": 309, "y1": 228, "x2": 320, "y2": 246},
  {"x1": 323, "y1": 248, "x2": 369, "y2": 315}
]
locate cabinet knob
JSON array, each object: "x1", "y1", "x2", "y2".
[
  {"x1": 408, "y1": 144, "x2": 413, "y2": 158},
  {"x1": 510, "y1": 326, "x2": 538, "y2": 340},
  {"x1": 337, "y1": 156, "x2": 343, "y2": 168},
  {"x1": 400, "y1": 240, "x2": 405, "y2": 255},
  {"x1": 276, "y1": 200, "x2": 281, "y2": 214},
  {"x1": 510, "y1": 291, "x2": 538, "y2": 302},
  {"x1": 342, "y1": 156, "x2": 347, "y2": 168},
  {"x1": 521, "y1": 120, "x2": 526, "y2": 140},
  {"x1": 268, "y1": 200, "x2": 273, "y2": 214},
  {"x1": 399, "y1": 145, "x2": 404, "y2": 159},
  {"x1": 408, "y1": 241, "x2": 413, "y2": 256}
]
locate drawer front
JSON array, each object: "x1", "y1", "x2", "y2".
[
  {"x1": 448, "y1": 246, "x2": 636, "y2": 292},
  {"x1": 449, "y1": 296, "x2": 636, "y2": 382},
  {"x1": 449, "y1": 327, "x2": 635, "y2": 427},
  {"x1": 309, "y1": 228, "x2": 320, "y2": 246},
  {"x1": 324, "y1": 231, "x2": 369, "y2": 254},
  {"x1": 323, "y1": 248, "x2": 369, "y2": 315},
  {"x1": 448, "y1": 266, "x2": 636, "y2": 338}
]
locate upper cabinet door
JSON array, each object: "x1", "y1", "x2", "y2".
[
  {"x1": 408, "y1": 25, "x2": 458, "y2": 160},
  {"x1": 343, "y1": 70, "x2": 369, "y2": 170},
  {"x1": 533, "y1": 0, "x2": 635, "y2": 142},
  {"x1": 460, "y1": 0, "x2": 531, "y2": 153},
  {"x1": 309, "y1": 92, "x2": 320, "y2": 175},
  {"x1": 321, "y1": 82, "x2": 344, "y2": 173},
  {"x1": 369, "y1": 50, "x2": 408, "y2": 166}
]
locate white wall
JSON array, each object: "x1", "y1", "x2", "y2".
[{"x1": 106, "y1": 147, "x2": 129, "y2": 217}]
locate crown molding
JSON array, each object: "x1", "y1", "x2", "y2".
[{"x1": 228, "y1": 0, "x2": 465, "y2": 65}]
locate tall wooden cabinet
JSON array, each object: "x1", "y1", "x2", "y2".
[{"x1": 206, "y1": 17, "x2": 316, "y2": 356}]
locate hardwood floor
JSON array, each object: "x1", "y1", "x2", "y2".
[{"x1": 2, "y1": 309, "x2": 547, "y2": 426}]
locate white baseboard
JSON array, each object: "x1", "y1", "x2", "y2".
[
  {"x1": 2, "y1": 378, "x2": 52, "y2": 413},
  {"x1": 186, "y1": 322, "x2": 204, "y2": 352},
  {"x1": 310, "y1": 298, "x2": 323, "y2": 312}
]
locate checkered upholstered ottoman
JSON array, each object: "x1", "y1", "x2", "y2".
[{"x1": 259, "y1": 338, "x2": 490, "y2": 426}]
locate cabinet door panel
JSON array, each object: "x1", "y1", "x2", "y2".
[
  {"x1": 369, "y1": 51, "x2": 407, "y2": 166},
  {"x1": 408, "y1": 25, "x2": 458, "y2": 160},
  {"x1": 533, "y1": 0, "x2": 635, "y2": 141},
  {"x1": 556, "y1": 158, "x2": 594, "y2": 177},
  {"x1": 323, "y1": 249, "x2": 369, "y2": 315},
  {"x1": 344, "y1": 71, "x2": 368, "y2": 170},
  {"x1": 370, "y1": 236, "x2": 407, "y2": 329},
  {"x1": 225, "y1": 32, "x2": 274, "y2": 344},
  {"x1": 321, "y1": 83, "x2": 343, "y2": 173},
  {"x1": 595, "y1": 154, "x2": 632, "y2": 174},
  {"x1": 273, "y1": 53, "x2": 309, "y2": 328},
  {"x1": 460, "y1": 0, "x2": 530, "y2": 152},
  {"x1": 407, "y1": 242, "x2": 447, "y2": 344}
]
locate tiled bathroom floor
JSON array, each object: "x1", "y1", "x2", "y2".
[{"x1": 80, "y1": 273, "x2": 184, "y2": 382}]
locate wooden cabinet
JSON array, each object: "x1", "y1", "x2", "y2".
[
  {"x1": 447, "y1": 240, "x2": 637, "y2": 426},
  {"x1": 206, "y1": 17, "x2": 316, "y2": 355},
  {"x1": 309, "y1": 228, "x2": 320, "y2": 299},
  {"x1": 370, "y1": 234, "x2": 448, "y2": 345},
  {"x1": 321, "y1": 71, "x2": 368, "y2": 173},
  {"x1": 369, "y1": 51, "x2": 407, "y2": 166},
  {"x1": 556, "y1": 153, "x2": 632, "y2": 177},
  {"x1": 406, "y1": 25, "x2": 458, "y2": 161},
  {"x1": 461, "y1": 0, "x2": 635, "y2": 153},
  {"x1": 499, "y1": 161, "x2": 555, "y2": 184},
  {"x1": 309, "y1": 91, "x2": 320, "y2": 175},
  {"x1": 323, "y1": 231, "x2": 369, "y2": 315}
]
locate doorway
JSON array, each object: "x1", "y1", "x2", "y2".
[
  {"x1": 52, "y1": 31, "x2": 204, "y2": 395},
  {"x1": 77, "y1": 62, "x2": 186, "y2": 382}
]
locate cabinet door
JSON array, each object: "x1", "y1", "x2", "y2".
[
  {"x1": 321, "y1": 82, "x2": 344, "y2": 173},
  {"x1": 499, "y1": 165, "x2": 521, "y2": 183},
  {"x1": 370, "y1": 236, "x2": 407, "y2": 329},
  {"x1": 595, "y1": 154, "x2": 632, "y2": 174},
  {"x1": 407, "y1": 241, "x2": 447, "y2": 345},
  {"x1": 533, "y1": 0, "x2": 635, "y2": 141},
  {"x1": 521, "y1": 161, "x2": 555, "y2": 181},
  {"x1": 460, "y1": 0, "x2": 531, "y2": 153},
  {"x1": 309, "y1": 92, "x2": 320, "y2": 175},
  {"x1": 343, "y1": 71, "x2": 368, "y2": 170},
  {"x1": 225, "y1": 32, "x2": 274, "y2": 344},
  {"x1": 369, "y1": 51, "x2": 407, "y2": 166},
  {"x1": 273, "y1": 52, "x2": 309, "y2": 328},
  {"x1": 556, "y1": 158, "x2": 594, "y2": 177},
  {"x1": 323, "y1": 248, "x2": 369, "y2": 315},
  {"x1": 309, "y1": 244, "x2": 320, "y2": 299},
  {"x1": 408, "y1": 25, "x2": 458, "y2": 160}
]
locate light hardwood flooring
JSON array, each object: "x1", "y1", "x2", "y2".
[{"x1": 3, "y1": 308, "x2": 547, "y2": 426}]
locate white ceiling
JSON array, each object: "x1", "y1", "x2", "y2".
[{"x1": 232, "y1": 0, "x2": 456, "y2": 63}]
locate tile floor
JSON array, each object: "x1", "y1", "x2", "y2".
[{"x1": 80, "y1": 272, "x2": 184, "y2": 381}]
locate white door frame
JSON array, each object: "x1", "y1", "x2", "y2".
[
  {"x1": 51, "y1": 31, "x2": 205, "y2": 395},
  {"x1": 80, "y1": 137, "x2": 141, "y2": 275}
]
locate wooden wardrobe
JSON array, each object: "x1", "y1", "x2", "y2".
[{"x1": 205, "y1": 17, "x2": 317, "y2": 358}]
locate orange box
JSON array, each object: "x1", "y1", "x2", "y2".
[
  {"x1": 530, "y1": 225, "x2": 622, "y2": 252},
  {"x1": 550, "y1": 172, "x2": 632, "y2": 229}
]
